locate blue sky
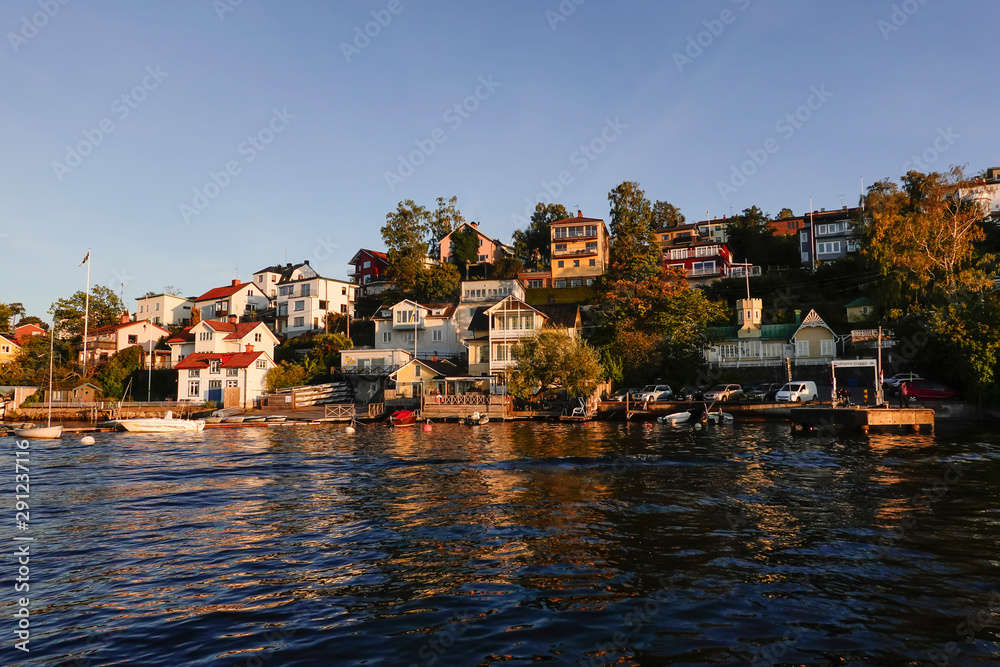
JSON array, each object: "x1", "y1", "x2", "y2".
[{"x1": 2, "y1": 1, "x2": 997, "y2": 318}]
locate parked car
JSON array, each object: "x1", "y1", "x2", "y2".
[
  {"x1": 608, "y1": 388, "x2": 644, "y2": 402},
  {"x1": 743, "y1": 381, "x2": 783, "y2": 401},
  {"x1": 900, "y1": 380, "x2": 959, "y2": 402},
  {"x1": 775, "y1": 381, "x2": 819, "y2": 403},
  {"x1": 703, "y1": 384, "x2": 742, "y2": 401},
  {"x1": 675, "y1": 385, "x2": 706, "y2": 401},
  {"x1": 883, "y1": 372, "x2": 924, "y2": 396},
  {"x1": 635, "y1": 384, "x2": 674, "y2": 402}
]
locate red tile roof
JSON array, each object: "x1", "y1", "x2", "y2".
[
  {"x1": 167, "y1": 328, "x2": 196, "y2": 344},
  {"x1": 173, "y1": 351, "x2": 265, "y2": 370},
  {"x1": 194, "y1": 282, "x2": 258, "y2": 302},
  {"x1": 203, "y1": 320, "x2": 269, "y2": 340},
  {"x1": 87, "y1": 320, "x2": 170, "y2": 336}
]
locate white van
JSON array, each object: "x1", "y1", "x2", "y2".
[{"x1": 775, "y1": 381, "x2": 818, "y2": 403}]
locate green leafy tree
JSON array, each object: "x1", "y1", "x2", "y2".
[
  {"x1": 49, "y1": 285, "x2": 126, "y2": 338},
  {"x1": 382, "y1": 200, "x2": 431, "y2": 295},
  {"x1": 512, "y1": 203, "x2": 568, "y2": 269},
  {"x1": 777, "y1": 207, "x2": 794, "y2": 219},
  {"x1": 926, "y1": 295, "x2": 1000, "y2": 392},
  {"x1": 607, "y1": 181, "x2": 660, "y2": 282},
  {"x1": 494, "y1": 256, "x2": 524, "y2": 280},
  {"x1": 16, "y1": 316, "x2": 47, "y2": 329},
  {"x1": 725, "y1": 205, "x2": 796, "y2": 267},
  {"x1": 94, "y1": 345, "x2": 144, "y2": 399},
  {"x1": 651, "y1": 200, "x2": 685, "y2": 229},
  {"x1": 506, "y1": 329, "x2": 604, "y2": 399},
  {"x1": 449, "y1": 225, "x2": 481, "y2": 276},
  {"x1": 429, "y1": 196, "x2": 465, "y2": 247},
  {"x1": 418, "y1": 262, "x2": 461, "y2": 301},
  {"x1": 308, "y1": 333, "x2": 353, "y2": 371}
]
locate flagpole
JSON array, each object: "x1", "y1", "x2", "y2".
[{"x1": 82, "y1": 249, "x2": 91, "y2": 375}]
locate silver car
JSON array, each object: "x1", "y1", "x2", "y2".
[{"x1": 703, "y1": 384, "x2": 742, "y2": 401}]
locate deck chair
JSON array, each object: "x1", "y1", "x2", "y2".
[{"x1": 571, "y1": 398, "x2": 586, "y2": 417}]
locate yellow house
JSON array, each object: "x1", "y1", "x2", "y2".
[
  {"x1": 388, "y1": 358, "x2": 490, "y2": 399},
  {"x1": 0, "y1": 335, "x2": 21, "y2": 365},
  {"x1": 549, "y1": 211, "x2": 610, "y2": 288},
  {"x1": 846, "y1": 297, "x2": 875, "y2": 323},
  {"x1": 707, "y1": 301, "x2": 838, "y2": 368}
]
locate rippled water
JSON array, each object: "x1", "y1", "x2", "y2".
[{"x1": 5, "y1": 421, "x2": 1000, "y2": 666}]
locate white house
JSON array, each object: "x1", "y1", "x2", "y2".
[
  {"x1": 80, "y1": 313, "x2": 170, "y2": 366},
  {"x1": 166, "y1": 318, "x2": 278, "y2": 367},
  {"x1": 169, "y1": 318, "x2": 279, "y2": 408},
  {"x1": 466, "y1": 296, "x2": 582, "y2": 377},
  {"x1": 372, "y1": 300, "x2": 463, "y2": 360},
  {"x1": 135, "y1": 293, "x2": 194, "y2": 327},
  {"x1": 193, "y1": 280, "x2": 270, "y2": 323},
  {"x1": 340, "y1": 348, "x2": 412, "y2": 374},
  {"x1": 453, "y1": 279, "x2": 526, "y2": 344}
]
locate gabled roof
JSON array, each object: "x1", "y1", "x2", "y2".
[
  {"x1": 535, "y1": 304, "x2": 581, "y2": 330},
  {"x1": 373, "y1": 301, "x2": 458, "y2": 319},
  {"x1": 792, "y1": 309, "x2": 837, "y2": 338},
  {"x1": 846, "y1": 297, "x2": 875, "y2": 308},
  {"x1": 468, "y1": 306, "x2": 490, "y2": 332},
  {"x1": 87, "y1": 320, "x2": 170, "y2": 337},
  {"x1": 550, "y1": 212, "x2": 605, "y2": 226},
  {"x1": 348, "y1": 248, "x2": 389, "y2": 265},
  {"x1": 202, "y1": 320, "x2": 274, "y2": 341},
  {"x1": 194, "y1": 281, "x2": 264, "y2": 302},
  {"x1": 0, "y1": 334, "x2": 21, "y2": 349},
  {"x1": 389, "y1": 357, "x2": 463, "y2": 380},
  {"x1": 167, "y1": 327, "x2": 196, "y2": 344},
  {"x1": 173, "y1": 351, "x2": 266, "y2": 370},
  {"x1": 484, "y1": 295, "x2": 539, "y2": 315}
]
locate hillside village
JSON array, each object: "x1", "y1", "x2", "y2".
[{"x1": 2, "y1": 168, "x2": 999, "y2": 411}]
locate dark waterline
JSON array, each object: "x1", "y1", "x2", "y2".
[{"x1": 5, "y1": 422, "x2": 1000, "y2": 666}]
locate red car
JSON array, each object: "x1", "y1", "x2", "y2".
[{"x1": 900, "y1": 380, "x2": 959, "y2": 402}]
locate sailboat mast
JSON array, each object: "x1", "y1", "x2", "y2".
[
  {"x1": 82, "y1": 249, "x2": 92, "y2": 375},
  {"x1": 47, "y1": 319, "x2": 55, "y2": 428}
]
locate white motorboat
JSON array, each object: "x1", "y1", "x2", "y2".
[
  {"x1": 115, "y1": 411, "x2": 205, "y2": 433},
  {"x1": 705, "y1": 411, "x2": 734, "y2": 425},
  {"x1": 658, "y1": 411, "x2": 691, "y2": 425},
  {"x1": 12, "y1": 424, "x2": 63, "y2": 439}
]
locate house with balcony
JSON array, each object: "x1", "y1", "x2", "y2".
[
  {"x1": 466, "y1": 296, "x2": 582, "y2": 378},
  {"x1": 705, "y1": 299, "x2": 838, "y2": 369},
  {"x1": 371, "y1": 300, "x2": 463, "y2": 361},
  {"x1": 348, "y1": 249, "x2": 391, "y2": 296},
  {"x1": 453, "y1": 279, "x2": 525, "y2": 344},
  {"x1": 662, "y1": 240, "x2": 759, "y2": 287},
  {"x1": 79, "y1": 312, "x2": 170, "y2": 366},
  {"x1": 795, "y1": 207, "x2": 862, "y2": 267},
  {"x1": 658, "y1": 218, "x2": 730, "y2": 246},
  {"x1": 549, "y1": 211, "x2": 610, "y2": 288},
  {"x1": 267, "y1": 261, "x2": 356, "y2": 338},
  {"x1": 193, "y1": 280, "x2": 270, "y2": 324},
  {"x1": 135, "y1": 293, "x2": 193, "y2": 327},
  {"x1": 166, "y1": 317, "x2": 278, "y2": 367}
]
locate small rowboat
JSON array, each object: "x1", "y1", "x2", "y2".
[
  {"x1": 387, "y1": 410, "x2": 417, "y2": 427},
  {"x1": 657, "y1": 411, "x2": 691, "y2": 425},
  {"x1": 12, "y1": 424, "x2": 63, "y2": 439}
]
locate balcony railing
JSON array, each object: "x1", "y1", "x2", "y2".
[
  {"x1": 664, "y1": 247, "x2": 721, "y2": 260},
  {"x1": 552, "y1": 247, "x2": 599, "y2": 258}
]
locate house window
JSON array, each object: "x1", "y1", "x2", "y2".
[
  {"x1": 188, "y1": 369, "x2": 200, "y2": 377},
  {"x1": 294, "y1": 317, "x2": 304, "y2": 327},
  {"x1": 155, "y1": 303, "x2": 160, "y2": 311},
  {"x1": 693, "y1": 261, "x2": 716, "y2": 275},
  {"x1": 763, "y1": 343, "x2": 783, "y2": 357},
  {"x1": 188, "y1": 381, "x2": 200, "y2": 397},
  {"x1": 342, "y1": 286, "x2": 347, "y2": 295},
  {"x1": 227, "y1": 369, "x2": 238, "y2": 377},
  {"x1": 527, "y1": 279, "x2": 544, "y2": 288},
  {"x1": 586, "y1": 241, "x2": 597, "y2": 252},
  {"x1": 301, "y1": 284, "x2": 310, "y2": 296},
  {"x1": 589, "y1": 259, "x2": 596, "y2": 266},
  {"x1": 796, "y1": 340, "x2": 810, "y2": 357},
  {"x1": 340, "y1": 304, "x2": 348, "y2": 313},
  {"x1": 820, "y1": 339, "x2": 835, "y2": 356},
  {"x1": 209, "y1": 380, "x2": 222, "y2": 389},
  {"x1": 570, "y1": 278, "x2": 583, "y2": 287},
  {"x1": 319, "y1": 300, "x2": 327, "y2": 310},
  {"x1": 557, "y1": 261, "x2": 564, "y2": 268},
  {"x1": 257, "y1": 275, "x2": 264, "y2": 283},
  {"x1": 554, "y1": 279, "x2": 566, "y2": 288},
  {"x1": 719, "y1": 343, "x2": 737, "y2": 358},
  {"x1": 254, "y1": 333, "x2": 262, "y2": 342},
  {"x1": 586, "y1": 278, "x2": 595, "y2": 285},
  {"x1": 573, "y1": 260, "x2": 580, "y2": 267},
  {"x1": 210, "y1": 360, "x2": 221, "y2": 374},
  {"x1": 382, "y1": 331, "x2": 392, "y2": 343},
  {"x1": 139, "y1": 305, "x2": 143, "y2": 313},
  {"x1": 670, "y1": 248, "x2": 686, "y2": 260},
  {"x1": 127, "y1": 335, "x2": 138, "y2": 344},
  {"x1": 363, "y1": 260, "x2": 371, "y2": 269},
  {"x1": 256, "y1": 360, "x2": 267, "y2": 369},
  {"x1": 432, "y1": 330, "x2": 442, "y2": 342},
  {"x1": 294, "y1": 300, "x2": 305, "y2": 311},
  {"x1": 396, "y1": 310, "x2": 416, "y2": 324},
  {"x1": 313, "y1": 318, "x2": 319, "y2": 329},
  {"x1": 226, "y1": 379, "x2": 238, "y2": 388},
  {"x1": 817, "y1": 241, "x2": 841, "y2": 255},
  {"x1": 414, "y1": 365, "x2": 421, "y2": 378},
  {"x1": 555, "y1": 243, "x2": 567, "y2": 252}
]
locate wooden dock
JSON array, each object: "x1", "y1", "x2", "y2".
[{"x1": 790, "y1": 406, "x2": 935, "y2": 434}]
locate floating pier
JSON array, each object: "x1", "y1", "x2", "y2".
[{"x1": 789, "y1": 406, "x2": 935, "y2": 434}]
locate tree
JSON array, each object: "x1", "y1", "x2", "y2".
[
  {"x1": 777, "y1": 208, "x2": 795, "y2": 219},
  {"x1": 94, "y1": 345, "x2": 143, "y2": 399},
  {"x1": 926, "y1": 295, "x2": 1000, "y2": 392},
  {"x1": 308, "y1": 333, "x2": 353, "y2": 371},
  {"x1": 49, "y1": 285, "x2": 126, "y2": 338},
  {"x1": 651, "y1": 200, "x2": 685, "y2": 229},
  {"x1": 725, "y1": 205, "x2": 797, "y2": 267},
  {"x1": 265, "y1": 360, "x2": 312, "y2": 392},
  {"x1": 417, "y1": 262, "x2": 461, "y2": 301},
  {"x1": 493, "y1": 257, "x2": 524, "y2": 280},
  {"x1": 512, "y1": 202, "x2": 568, "y2": 269},
  {"x1": 506, "y1": 329, "x2": 604, "y2": 399},
  {"x1": 857, "y1": 167, "x2": 995, "y2": 310},
  {"x1": 382, "y1": 200, "x2": 431, "y2": 296},
  {"x1": 429, "y1": 196, "x2": 465, "y2": 249},
  {"x1": 15, "y1": 316, "x2": 47, "y2": 329},
  {"x1": 607, "y1": 181, "x2": 659, "y2": 283},
  {"x1": 449, "y1": 225, "x2": 481, "y2": 276}
]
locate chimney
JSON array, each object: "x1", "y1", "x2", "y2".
[
  {"x1": 245, "y1": 344, "x2": 254, "y2": 353},
  {"x1": 231, "y1": 279, "x2": 239, "y2": 286},
  {"x1": 794, "y1": 309, "x2": 802, "y2": 324},
  {"x1": 227, "y1": 314, "x2": 238, "y2": 324},
  {"x1": 470, "y1": 221, "x2": 478, "y2": 229},
  {"x1": 577, "y1": 210, "x2": 583, "y2": 218},
  {"x1": 119, "y1": 311, "x2": 130, "y2": 324}
]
